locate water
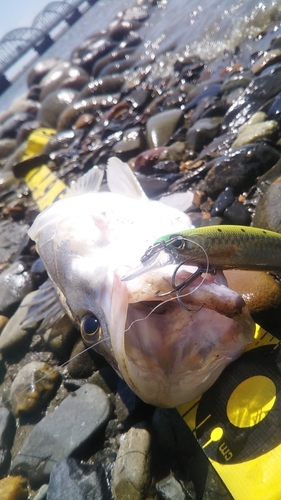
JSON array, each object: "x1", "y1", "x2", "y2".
[{"x1": 0, "y1": 0, "x2": 280, "y2": 111}]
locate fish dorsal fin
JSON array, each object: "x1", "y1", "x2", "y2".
[
  {"x1": 159, "y1": 191, "x2": 194, "y2": 212},
  {"x1": 69, "y1": 166, "x2": 104, "y2": 195},
  {"x1": 107, "y1": 157, "x2": 148, "y2": 200},
  {"x1": 21, "y1": 279, "x2": 65, "y2": 333}
]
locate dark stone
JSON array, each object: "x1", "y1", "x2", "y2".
[
  {"x1": 223, "y1": 200, "x2": 251, "y2": 225},
  {"x1": 224, "y1": 69, "x2": 281, "y2": 131},
  {"x1": 210, "y1": 187, "x2": 235, "y2": 217},
  {"x1": 198, "y1": 143, "x2": 280, "y2": 198},
  {"x1": 0, "y1": 261, "x2": 34, "y2": 316},
  {"x1": 156, "y1": 473, "x2": 192, "y2": 500},
  {"x1": 46, "y1": 456, "x2": 113, "y2": 500},
  {"x1": 0, "y1": 113, "x2": 36, "y2": 139},
  {"x1": 185, "y1": 117, "x2": 222, "y2": 153},
  {"x1": 0, "y1": 407, "x2": 16, "y2": 476},
  {"x1": 253, "y1": 177, "x2": 281, "y2": 232},
  {"x1": 0, "y1": 221, "x2": 29, "y2": 265},
  {"x1": 10, "y1": 384, "x2": 111, "y2": 487}
]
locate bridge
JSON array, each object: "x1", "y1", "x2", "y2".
[{"x1": 0, "y1": 0, "x2": 97, "y2": 93}]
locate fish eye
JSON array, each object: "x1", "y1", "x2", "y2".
[
  {"x1": 169, "y1": 236, "x2": 186, "y2": 251},
  {"x1": 81, "y1": 314, "x2": 102, "y2": 345}
]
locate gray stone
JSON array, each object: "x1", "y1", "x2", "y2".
[
  {"x1": 111, "y1": 425, "x2": 151, "y2": 500},
  {"x1": 146, "y1": 109, "x2": 183, "y2": 148},
  {"x1": 10, "y1": 383, "x2": 111, "y2": 487},
  {"x1": 0, "y1": 261, "x2": 34, "y2": 316},
  {"x1": 0, "y1": 291, "x2": 38, "y2": 352},
  {"x1": 232, "y1": 119, "x2": 278, "y2": 148},
  {"x1": 156, "y1": 473, "x2": 190, "y2": 500},
  {"x1": 33, "y1": 484, "x2": 48, "y2": 500},
  {"x1": 0, "y1": 407, "x2": 16, "y2": 476},
  {"x1": 0, "y1": 221, "x2": 29, "y2": 265},
  {"x1": 46, "y1": 457, "x2": 109, "y2": 500},
  {"x1": 9, "y1": 361, "x2": 61, "y2": 417},
  {"x1": 186, "y1": 117, "x2": 222, "y2": 152}
]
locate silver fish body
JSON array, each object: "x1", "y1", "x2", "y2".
[{"x1": 27, "y1": 158, "x2": 255, "y2": 407}]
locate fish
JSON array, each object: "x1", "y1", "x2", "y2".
[
  {"x1": 124, "y1": 225, "x2": 281, "y2": 281},
  {"x1": 25, "y1": 157, "x2": 255, "y2": 408}
]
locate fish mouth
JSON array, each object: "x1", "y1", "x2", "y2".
[{"x1": 110, "y1": 266, "x2": 255, "y2": 408}]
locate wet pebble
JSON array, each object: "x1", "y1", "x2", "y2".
[
  {"x1": 0, "y1": 475, "x2": 28, "y2": 500},
  {"x1": 43, "y1": 315, "x2": 77, "y2": 359},
  {"x1": 253, "y1": 176, "x2": 281, "y2": 232},
  {"x1": 9, "y1": 361, "x2": 61, "y2": 417},
  {"x1": 78, "y1": 75, "x2": 125, "y2": 99},
  {"x1": 46, "y1": 457, "x2": 111, "y2": 500},
  {"x1": 186, "y1": 117, "x2": 222, "y2": 152},
  {"x1": 27, "y1": 57, "x2": 65, "y2": 87},
  {"x1": 0, "y1": 113, "x2": 35, "y2": 140},
  {"x1": 38, "y1": 89, "x2": 78, "y2": 129},
  {"x1": 251, "y1": 49, "x2": 281, "y2": 75},
  {"x1": 0, "y1": 222, "x2": 30, "y2": 266},
  {"x1": 71, "y1": 37, "x2": 117, "y2": 72},
  {"x1": 39, "y1": 62, "x2": 88, "y2": 101},
  {"x1": 92, "y1": 47, "x2": 136, "y2": 77},
  {"x1": 0, "y1": 139, "x2": 17, "y2": 160},
  {"x1": 146, "y1": 109, "x2": 183, "y2": 148},
  {"x1": 111, "y1": 425, "x2": 151, "y2": 500},
  {"x1": 113, "y1": 126, "x2": 144, "y2": 156},
  {"x1": 223, "y1": 199, "x2": 251, "y2": 225},
  {"x1": 98, "y1": 57, "x2": 138, "y2": 77},
  {"x1": 67, "y1": 337, "x2": 105, "y2": 378},
  {"x1": 0, "y1": 407, "x2": 16, "y2": 477},
  {"x1": 0, "y1": 291, "x2": 38, "y2": 353},
  {"x1": 33, "y1": 484, "x2": 48, "y2": 500},
  {"x1": 224, "y1": 70, "x2": 281, "y2": 131},
  {"x1": 11, "y1": 383, "x2": 112, "y2": 487},
  {"x1": 57, "y1": 94, "x2": 118, "y2": 131},
  {"x1": 108, "y1": 19, "x2": 142, "y2": 41},
  {"x1": 231, "y1": 117, "x2": 278, "y2": 148},
  {"x1": 198, "y1": 142, "x2": 280, "y2": 198},
  {"x1": 156, "y1": 473, "x2": 190, "y2": 500},
  {"x1": 210, "y1": 187, "x2": 235, "y2": 216},
  {"x1": 0, "y1": 261, "x2": 35, "y2": 317}
]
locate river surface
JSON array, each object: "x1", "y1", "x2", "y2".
[{"x1": 0, "y1": 0, "x2": 280, "y2": 111}]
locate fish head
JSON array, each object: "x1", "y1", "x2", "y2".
[{"x1": 26, "y1": 159, "x2": 255, "y2": 408}]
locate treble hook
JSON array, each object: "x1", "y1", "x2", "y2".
[
  {"x1": 155, "y1": 260, "x2": 216, "y2": 312},
  {"x1": 155, "y1": 263, "x2": 204, "y2": 312},
  {"x1": 172, "y1": 262, "x2": 205, "y2": 312}
]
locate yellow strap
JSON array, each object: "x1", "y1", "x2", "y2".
[
  {"x1": 178, "y1": 326, "x2": 281, "y2": 499},
  {"x1": 21, "y1": 128, "x2": 68, "y2": 211},
  {"x1": 25, "y1": 166, "x2": 68, "y2": 211}
]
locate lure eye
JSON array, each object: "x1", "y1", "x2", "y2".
[
  {"x1": 169, "y1": 236, "x2": 186, "y2": 251},
  {"x1": 81, "y1": 314, "x2": 102, "y2": 345}
]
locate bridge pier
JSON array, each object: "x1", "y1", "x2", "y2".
[
  {"x1": 34, "y1": 34, "x2": 54, "y2": 55},
  {"x1": 0, "y1": 74, "x2": 11, "y2": 93},
  {"x1": 66, "y1": 7, "x2": 82, "y2": 26}
]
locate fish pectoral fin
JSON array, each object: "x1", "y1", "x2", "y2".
[
  {"x1": 20, "y1": 278, "x2": 65, "y2": 332},
  {"x1": 107, "y1": 157, "x2": 148, "y2": 200},
  {"x1": 158, "y1": 191, "x2": 194, "y2": 213},
  {"x1": 69, "y1": 166, "x2": 104, "y2": 196}
]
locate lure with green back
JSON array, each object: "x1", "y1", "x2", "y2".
[{"x1": 154, "y1": 225, "x2": 281, "y2": 271}]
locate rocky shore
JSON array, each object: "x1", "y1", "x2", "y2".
[{"x1": 0, "y1": 0, "x2": 281, "y2": 498}]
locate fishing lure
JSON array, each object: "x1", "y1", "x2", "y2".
[
  {"x1": 142, "y1": 225, "x2": 281, "y2": 272},
  {"x1": 123, "y1": 225, "x2": 281, "y2": 310}
]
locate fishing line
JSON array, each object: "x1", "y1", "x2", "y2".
[
  {"x1": 1, "y1": 335, "x2": 111, "y2": 408},
  {"x1": 124, "y1": 236, "x2": 211, "y2": 331},
  {"x1": 3, "y1": 238, "x2": 211, "y2": 408}
]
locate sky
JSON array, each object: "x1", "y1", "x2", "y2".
[{"x1": 0, "y1": 0, "x2": 51, "y2": 39}]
